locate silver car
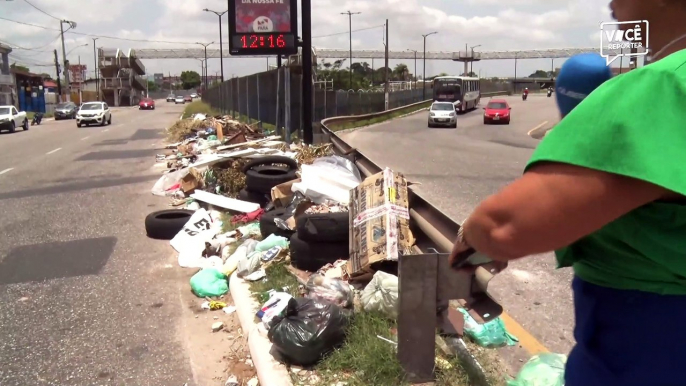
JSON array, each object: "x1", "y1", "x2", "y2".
[
  {"x1": 174, "y1": 95, "x2": 185, "y2": 104},
  {"x1": 427, "y1": 102, "x2": 457, "y2": 128}
]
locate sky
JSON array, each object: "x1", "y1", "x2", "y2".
[{"x1": 0, "y1": 0, "x2": 629, "y2": 81}]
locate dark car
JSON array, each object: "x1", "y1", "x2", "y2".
[
  {"x1": 184, "y1": 95, "x2": 192, "y2": 103},
  {"x1": 54, "y1": 102, "x2": 78, "y2": 120}
]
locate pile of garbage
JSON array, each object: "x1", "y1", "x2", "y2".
[{"x1": 145, "y1": 113, "x2": 516, "y2": 378}]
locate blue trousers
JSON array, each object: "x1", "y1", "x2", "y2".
[{"x1": 566, "y1": 276, "x2": 686, "y2": 386}]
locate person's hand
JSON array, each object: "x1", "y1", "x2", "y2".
[{"x1": 448, "y1": 235, "x2": 474, "y2": 270}]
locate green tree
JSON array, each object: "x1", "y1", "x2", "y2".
[
  {"x1": 10, "y1": 63, "x2": 30, "y2": 73},
  {"x1": 40, "y1": 73, "x2": 53, "y2": 80},
  {"x1": 393, "y1": 63, "x2": 409, "y2": 81},
  {"x1": 180, "y1": 70, "x2": 201, "y2": 89},
  {"x1": 528, "y1": 70, "x2": 549, "y2": 78},
  {"x1": 147, "y1": 80, "x2": 159, "y2": 92}
]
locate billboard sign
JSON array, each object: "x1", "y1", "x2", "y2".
[{"x1": 228, "y1": 0, "x2": 299, "y2": 56}]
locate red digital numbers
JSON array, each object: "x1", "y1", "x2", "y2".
[{"x1": 241, "y1": 34, "x2": 287, "y2": 49}]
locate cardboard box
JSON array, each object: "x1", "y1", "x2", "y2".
[{"x1": 345, "y1": 168, "x2": 415, "y2": 279}]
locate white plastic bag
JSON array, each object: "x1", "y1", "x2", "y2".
[
  {"x1": 236, "y1": 251, "x2": 263, "y2": 278},
  {"x1": 291, "y1": 157, "x2": 362, "y2": 205},
  {"x1": 151, "y1": 168, "x2": 189, "y2": 196},
  {"x1": 360, "y1": 271, "x2": 399, "y2": 318}
]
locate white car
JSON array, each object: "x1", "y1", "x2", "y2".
[
  {"x1": 190, "y1": 93, "x2": 198, "y2": 99},
  {"x1": 427, "y1": 101, "x2": 457, "y2": 128},
  {"x1": 0, "y1": 105, "x2": 28, "y2": 133},
  {"x1": 174, "y1": 95, "x2": 185, "y2": 104},
  {"x1": 76, "y1": 102, "x2": 112, "y2": 127}
]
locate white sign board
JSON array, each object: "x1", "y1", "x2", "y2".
[
  {"x1": 170, "y1": 208, "x2": 221, "y2": 268},
  {"x1": 600, "y1": 20, "x2": 648, "y2": 66}
]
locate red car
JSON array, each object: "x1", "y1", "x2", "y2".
[
  {"x1": 184, "y1": 95, "x2": 192, "y2": 103},
  {"x1": 483, "y1": 99, "x2": 511, "y2": 124},
  {"x1": 139, "y1": 98, "x2": 155, "y2": 110}
]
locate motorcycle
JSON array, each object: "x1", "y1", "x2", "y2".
[
  {"x1": 31, "y1": 112, "x2": 44, "y2": 126},
  {"x1": 547, "y1": 89, "x2": 553, "y2": 97},
  {"x1": 522, "y1": 93, "x2": 528, "y2": 101}
]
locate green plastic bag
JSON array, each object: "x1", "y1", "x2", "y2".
[
  {"x1": 506, "y1": 353, "x2": 566, "y2": 386},
  {"x1": 458, "y1": 308, "x2": 518, "y2": 348},
  {"x1": 190, "y1": 268, "x2": 229, "y2": 297},
  {"x1": 255, "y1": 234, "x2": 289, "y2": 252}
]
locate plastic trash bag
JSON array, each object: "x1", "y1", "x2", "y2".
[
  {"x1": 151, "y1": 168, "x2": 190, "y2": 196},
  {"x1": 291, "y1": 158, "x2": 362, "y2": 205},
  {"x1": 256, "y1": 292, "x2": 296, "y2": 330},
  {"x1": 360, "y1": 271, "x2": 399, "y2": 318},
  {"x1": 458, "y1": 308, "x2": 518, "y2": 348},
  {"x1": 306, "y1": 274, "x2": 353, "y2": 308},
  {"x1": 268, "y1": 298, "x2": 348, "y2": 366},
  {"x1": 255, "y1": 234, "x2": 289, "y2": 252},
  {"x1": 506, "y1": 353, "x2": 567, "y2": 386},
  {"x1": 223, "y1": 239, "x2": 258, "y2": 277},
  {"x1": 190, "y1": 268, "x2": 229, "y2": 297},
  {"x1": 312, "y1": 155, "x2": 362, "y2": 183},
  {"x1": 236, "y1": 251, "x2": 262, "y2": 278}
]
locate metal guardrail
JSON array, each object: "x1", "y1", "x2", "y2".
[{"x1": 320, "y1": 93, "x2": 506, "y2": 383}]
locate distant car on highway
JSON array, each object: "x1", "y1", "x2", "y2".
[
  {"x1": 0, "y1": 105, "x2": 28, "y2": 133},
  {"x1": 76, "y1": 101, "x2": 111, "y2": 127},
  {"x1": 174, "y1": 96, "x2": 185, "y2": 104},
  {"x1": 190, "y1": 93, "x2": 198, "y2": 99},
  {"x1": 139, "y1": 98, "x2": 155, "y2": 110},
  {"x1": 427, "y1": 101, "x2": 457, "y2": 128},
  {"x1": 483, "y1": 99, "x2": 511, "y2": 124},
  {"x1": 184, "y1": 95, "x2": 192, "y2": 103},
  {"x1": 54, "y1": 102, "x2": 78, "y2": 120},
  {"x1": 166, "y1": 94, "x2": 175, "y2": 102}
]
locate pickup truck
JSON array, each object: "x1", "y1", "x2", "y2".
[{"x1": 0, "y1": 105, "x2": 29, "y2": 133}]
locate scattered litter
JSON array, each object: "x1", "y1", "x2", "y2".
[
  {"x1": 223, "y1": 306, "x2": 237, "y2": 315},
  {"x1": 247, "y1": 377, "x2": 259, "y2": 386},
  {"x1": 459, "y1": 308, "x2": 519, "y2": 348},
  {"x1": 224, "y1": 375, "x2": 238, "y2": 386},
  {"x1": 212, "y1": 321, "x2": 224, "y2": 332},
  {"x1": 190, "y1": 268, "x2": 229, "y2": 298},
  {"x1": 244, "y1": 269, "x2": 267, "y2": 281},
  {"x1": 361, "y1": 271, "x2": 399, "y2": 318},
  {"x1": 506, "y1": 353, "x2": 567, "y2": 386}
]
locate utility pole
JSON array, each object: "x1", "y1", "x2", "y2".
[
  {"x1": 384, "y1": 20, "x2": 389, "y2": 109},
  {"x1": 302, "y1": 0, "x2": 313, "y2": 144},
  {"x1": 341, "y1": 10, "x2": 361, "y2": 89},
  {"x1": 196, "y1": 42, "x2": 213, "y2": 90},
  {"x1": 59, "y1": 19, "x2": 76, "y2": 102},
  {"x1": 407, "y1": 49, "x2": 417, "y2": 89},
  {"x1": 92, "y1": 38, "x2": 99, "y2": 101},
  {"x1": 422, "y1": 31, "x2": 437, "y2": 100},
  {"x1": 203, "y1": 9, "x2": 227, "y2": 82},
  {"x1": 53, "y1": 49, "x2": 62, "y2": 97}
]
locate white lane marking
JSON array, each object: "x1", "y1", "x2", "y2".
[
  {"x1": 81, "y1": 136, "x2": 90, "y2": 140},
  {"x1": 46, "y1": 148, "x2": 62, "y2": 155},
  {"x1": 0, "y1": 168, "x2": 14, "y2": 175},
  {"x1": 103, "y1": 129, "x2": 109, "y2": 132}
]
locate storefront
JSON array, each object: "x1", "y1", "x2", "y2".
[{"x1": 11, "y1": 68, "x2": 46, "y2": 113}]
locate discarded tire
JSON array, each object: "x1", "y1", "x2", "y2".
[
  {"x1": 260, "y1": 208, "x2": 295, "y2": 239},
  {"x1": 145, "y1": 209, "x2": 194, "y2": 240},
  {"x1": 289, "y1": 233, "x2": 349, "y2": 272},
  {"x1": 243, "y1": 156, "x2": 299, "y2": 193},
  {"x1": 296, "y1": 212, "x2": 349, "y2": 242},
  {"x1": 238, "y1": 187, "x2": 270, "y2": 207},
  {"x1": 245, "y1": 165, "x2": 298, "y2": 194}
]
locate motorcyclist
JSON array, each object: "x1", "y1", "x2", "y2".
[{"x1": 524, "y1": 87, "x2": 529, "y2": 95}]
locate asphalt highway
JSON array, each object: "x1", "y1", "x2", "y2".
[
  {"x1": 339, "y1": 94, "x2": 571, "y2": 372},
  {"x1": 0, "y1": 102, "x2": 196, "y2": 385}
]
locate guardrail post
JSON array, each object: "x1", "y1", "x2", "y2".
[
  {"x1": 256, "y1": 73, "x2": 262, "y2": 131},
  {"x1": 246, "y1": 76, "x2": 251, "y2": 124}
]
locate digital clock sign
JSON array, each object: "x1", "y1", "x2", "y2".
[{"x1": 228, "y1": 0, "x2": 299, "y2": 56}]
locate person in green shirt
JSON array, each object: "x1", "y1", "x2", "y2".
[{"x1": 448, "y1": 1, "x2": 686, "y2": 385}]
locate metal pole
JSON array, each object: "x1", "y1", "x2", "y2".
[
  {"x1": 204, "y1": 45, "x2": 208, "y2": 90},
  {"x1": 246, "y1": 77, "x2": 250, "y2": 124},
  {"x1": 285, "y1": 67, "x2": 291, "y2": 143},
  {"x1": 303, "y1": 0, "x2": 314, "y2": 144},
  {"x1": 256, "y1": 74, "x2": 261, "y2": 130},
  {"x1": 60, "y1": 21, "x2": 71, "y2": 102},
  {"x1": 514, "y1": 54, "x2": 518, "y2": 94},
  {"x1": 384, "y1": 19, "x2": 389, "y2": 109},
  {"x1": 92, "y1": 38, "x2": 99, "y2": 101},
  {"x1": 414, "y1": 51, "x2": 417, "y2": 90},
  {"x1": 422, "y1": 36, "x2": 426, "y2": 100},
  {"x1": 276, "y1": 67, "x2": 281, "y2": 136},
  {"x1": 218, "y1": 15, "x2": 225, "y2": 82}
]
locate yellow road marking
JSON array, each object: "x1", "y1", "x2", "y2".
[
  {"x1": 527, "y1": 121, "x2": 549, "y2": 137},
  {"x1": 500, "y1": 311, "x2": 550, "y2": 355}
]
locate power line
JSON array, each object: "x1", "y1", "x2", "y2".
[
  {"x1": 313, "y1": 25, "x2": 383, "y2": 39},
  {"x1": 22, "y1": 0, "x2": 62, "y2": 21},
  {"x1": 0, "y1": 33, "x2": 62, "y2": 51}
]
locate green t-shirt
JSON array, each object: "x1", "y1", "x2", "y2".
[{"x1": 525, "y1": 49, "x2": 686, "y2": 295}]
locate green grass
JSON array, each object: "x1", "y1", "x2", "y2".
[
  {"x1": 249, "y1": 260, "x2": 301, "y2": 304},
  {"x1": 181, "y1": 100, "x2": 220, "y2": 119},
  {"x1": 328, "y1": 100, "x2": 433, "y2": 132}
]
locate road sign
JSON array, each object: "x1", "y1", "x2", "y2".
[
  {"x1": 69, "y1": 64, "x2": 87, "y2": 84},
  {"x1": 228, "y1": 0, "x2": 299, "y2": 56}
]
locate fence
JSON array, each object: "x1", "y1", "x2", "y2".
[{"x1": 203, "y1": 68, "x2": 428, "y2": 134}]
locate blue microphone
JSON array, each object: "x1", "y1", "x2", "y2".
[{"x1": 555, "y1": 53, "x2": 613, "y2": 117}]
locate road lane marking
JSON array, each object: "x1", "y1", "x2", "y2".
[
  {"x1": 81, "y1": 136, "x2": 90, "y2": 140},
  {"x1": 527, "y1": 121, "x2": 549, "y2": 139},
  {"x1": 103, "y1": 129, "x2": 109, "y2": 132},
  {"x1": 500, "y1": 312, "x2": 550, "y2": 355},
  {"x1": 0, "y1": 168, "x2": 14, "y2": 175},
  {"x1": 46, "y1": 148, "x2": 62, "y2": 155}
]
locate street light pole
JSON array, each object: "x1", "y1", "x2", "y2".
[
  {"x1": 469, "y1": 44, "x2": 481, "y2": 75},
  {"x1": 407, "y1": 49, "x2": 417, "y2": 89},
  {"x1": 196, "y1": 42, "x2": 214, "y2": 90},
  {"x1": 92, "y1": 38, "x2": 99, "y2": 100},
  {"x1": 204, "y1": 9, "x2": 227, "y2": 82},
  {"x1": 421, "y1": 32, "x2": 437, "y2": 100},
  {"x1": 341, "y1": 10, "x2": 361, "y2": 89}
]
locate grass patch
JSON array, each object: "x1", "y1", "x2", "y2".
[
  {"x1": 249, "y1": 260, "x2": 301, "y2": 303},
  {"x1": 328, "y1": 101, "x2": 432, "y2": 132},
  {"x1": 182, "y1": 100, "x2": 220, "y2": 119}
]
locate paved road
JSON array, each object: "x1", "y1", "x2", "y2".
[
  {"x1": 340, "y1": 95, "x2": 572, "y2": 373},
  {"x1": 0, "y1": 102, "x2": 199, "y2": 385}
]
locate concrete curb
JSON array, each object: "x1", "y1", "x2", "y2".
[
  {"x1": 335, "y1": 106, "x2": 430, "y2": 134},
  {"x1": 229, "y1": 272, "x2": 293, "y2": 386}
]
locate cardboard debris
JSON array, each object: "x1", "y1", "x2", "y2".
[
  {"x1": 190, "y1": 190, "x2": 260, "y2": 213},
  {"x1": 180, "y1": 168, "x2": 204, "y2": 193},
  {"x1": 346, "y1": 168, "x2": 415, "y2": 279}
]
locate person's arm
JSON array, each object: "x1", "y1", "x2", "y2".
[{"x1": 459, "y1": 162, "x2": 668, "y2": 261}]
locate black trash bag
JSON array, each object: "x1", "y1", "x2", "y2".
[
  {"x1": 274, "y1": 191, "x2": 309, "y2": 231},
  {"x1": 268, "y1": 297, "x2": 348, "y2": 366}
]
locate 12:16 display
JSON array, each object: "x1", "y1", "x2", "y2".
[{"x1": 240, "y1": 34, "x2": 286, "y2": 49}]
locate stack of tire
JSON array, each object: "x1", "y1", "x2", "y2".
[
  {"x1": 238, "y1": 156, "x2": 299, "y2": 208},
  {"x1": 289, "y1": 211, "x2": 350, "y2": 272}
]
